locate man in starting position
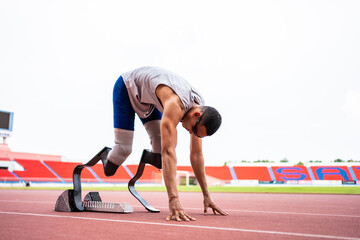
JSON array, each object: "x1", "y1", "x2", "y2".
[{"x1": 103, "y1": 66, "x2": 228, "y2": 221}]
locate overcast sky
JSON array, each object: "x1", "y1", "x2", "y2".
[{"x1": 1, "y1": 0, "x2": 359, "y2": 165}]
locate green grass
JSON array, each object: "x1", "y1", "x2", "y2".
[{"x1": 1, "y1": 185, "x2": 359, "y2": 194}]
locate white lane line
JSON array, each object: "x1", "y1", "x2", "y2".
[
  {"x1": 0, "y1": 211, "x2": 359, "y2": 240},
  {"x1": 139, "y1": 206, "x2": 360, "y2": 219},
  {"x1": 228, "y1": 209, "x2": 360, "y2": 218},
  {"x1": 180, "y1": 207, "x2": 360, "y2": 219},
  {"x1": 0, "y1": 200, "x2": 54, "y2": 204},
  {"x1": 0, "y1": 199, "x2": 359, "y2": 218}
]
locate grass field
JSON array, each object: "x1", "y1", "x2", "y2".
[{"x1": 1, "y1": 185, "x2": 360, "y2": 194}]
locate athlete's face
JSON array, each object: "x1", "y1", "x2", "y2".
[{"x1": 182, "y1": 111, "x2": 207, "y2": 138}]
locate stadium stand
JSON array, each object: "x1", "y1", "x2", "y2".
[
  {"x1": 0, "y1": 169, "x2": 19, "y2": 182},
  {"x1": 44, "y1": 160, "x2": 99, "y2": 183},
  {"x1": 205, "y1": 166, "x2": 233, "y2": 183},
  {"x1": 1, "y1": 144, "x2": 359, "y2": 185},
  {"x1": 233, "y1": 166, "x2": 272, "y2": 181},
  {"x1": 352, "y1": 166, "x2": 360, "y2": 180},
  {"x1": 310, "y1": 166, "x2": 355, "y2": 181},
  {"x1": 1, "y1": 162, "x2": 360, "y2": 184},
  {"x1": 177, "y1": 166, "x2": 193, "y2": 173},
  {"x1": 91, "y1": 164, "x2": 132, "y2": 183},
  {"x1": 126, "y1": 164, "x2": 162, "y2": 183},
  {"x1": 13, "y1": 159, "x2": 62, "y2": 182},
  {"x1": 271, "y1": 166, "x2": 312, "y2": 181}
]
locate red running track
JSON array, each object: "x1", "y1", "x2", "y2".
[{"x1": 0, "y1": 189, "x2": 359, "y2": 240}]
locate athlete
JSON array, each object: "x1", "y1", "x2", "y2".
[{"x1": 103, "y1": 66, "x2": 228, "y2": 221}]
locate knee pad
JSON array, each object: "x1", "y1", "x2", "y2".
[
  {"x1": 144, "y1": 120, "x2": 161, "y2": 153},
  {"x1": 108, "y1": 128, "x2": 134, "y2": 165}
]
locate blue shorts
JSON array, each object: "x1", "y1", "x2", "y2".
[{"x1": 113, "y1": 76, "x2": 162, "y2": 130}]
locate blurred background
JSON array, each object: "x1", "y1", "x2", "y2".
[{"x1": 1, "y1": 0, "x2": 359, "y2": 165}]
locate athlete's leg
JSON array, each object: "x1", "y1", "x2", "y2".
[
  {"x1": 140, "y1": 108, "x2": 162, "y2": 154},
  {"x1": 105, "y1": 76, "x2": 135, "y2": 176}
]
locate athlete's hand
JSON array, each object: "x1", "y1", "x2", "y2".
[
  {"x1": 166, "y1": 197, "x2": 196, "y2": 222},
  {"x1": 203, "y1": 195, "x2": 229, "y2": 216}
]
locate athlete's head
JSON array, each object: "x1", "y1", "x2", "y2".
[{"x1": 182, "y1": 105, "x2": 222, "y2": 138}]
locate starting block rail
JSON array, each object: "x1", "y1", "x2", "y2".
[
  {"x1": 82, "y1": 201, "x2": 133, "y2": 213},
  {"x1": 54, "y1": 147, "x2": 162, "y2": 214},
  {"x1": 82, "y1": 191, "x2": 132, "y2": 213}
]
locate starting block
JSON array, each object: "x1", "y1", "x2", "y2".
[
  {"x1": 55, "y1": 147, "x2": 162, "y2": 214},
  {"x1": 55, "y1": 190, "x2": 133, "y2": 213}
]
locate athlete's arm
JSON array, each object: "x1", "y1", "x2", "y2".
[
  {"x1": 156, "y1": 85, "x2": 196, "y2": 222},
  {"x1": 190, "y1": 134, "x2": 229, "y2": 216}
]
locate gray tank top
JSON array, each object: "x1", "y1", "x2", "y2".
[{"x1": 122, "y1": 66, "x2": 205, "y2": 118}]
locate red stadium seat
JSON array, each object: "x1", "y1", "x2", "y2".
[
  {"x1": 91, "y1": 164, "x2": 132, "y2": 183},
  {"x1": 272, "y1": 166, "x2": 312, "y2": 181},
  {"x1": 351, "y1": 166, "x2": 360, "y2": 180},
  {"x1": 233, "y1": 166, "x2": 272, "y2": 181},
  {"x1": 205, "y1": 166, "x2": 233, "y2": 182},
  {"x1": 126, "y1": 164, "x2": 162, "y2": 183},
  {"x1": 44, "y1": 160, "x2": 99, "y2": 183},
  {"x1": 13, "y1": 159, "x2": 61, "y2": 182},
  {"x1": 310, "y1": 166, "x2": 354, "y2": 181},
  {"x1": 0, "y1": 169, "x2": 20, "y2": 182}
]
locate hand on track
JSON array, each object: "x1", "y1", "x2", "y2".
[
  {"x1": 166, "y1": 197, "x2": 196, "y2": 222},
  {"x1": 203, "y1": 196, "x2": 229, "y2": 216}
]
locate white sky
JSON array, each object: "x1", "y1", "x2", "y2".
[{"x1": 1, "y1": 0, "x2": 359, "y2": 165}]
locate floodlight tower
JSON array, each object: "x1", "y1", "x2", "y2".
[{"x1": 0, "y1": 110, "x2": 14, "y2": 144}]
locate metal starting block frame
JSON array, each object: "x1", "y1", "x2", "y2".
[{"x1": 55, "y1": 147, "x2": 162, "y2": 214}]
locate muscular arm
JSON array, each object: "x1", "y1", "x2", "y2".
[
  {"x1": 160, "y1": 101, "x2": 180, "y2": 201},
  {"x1": 156, "y1": 85, "x2": 196, "y2": 221},
  {"x1": 190, "y1": 134, "x2": 229, "y2": 216},
  {"x1": 189, "y1": 135, "x2": 209, "y2": 198}
]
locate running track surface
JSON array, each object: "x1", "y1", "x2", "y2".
[{"x1": 0, "y1": 189, "x2": 359, "y2": 240}]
